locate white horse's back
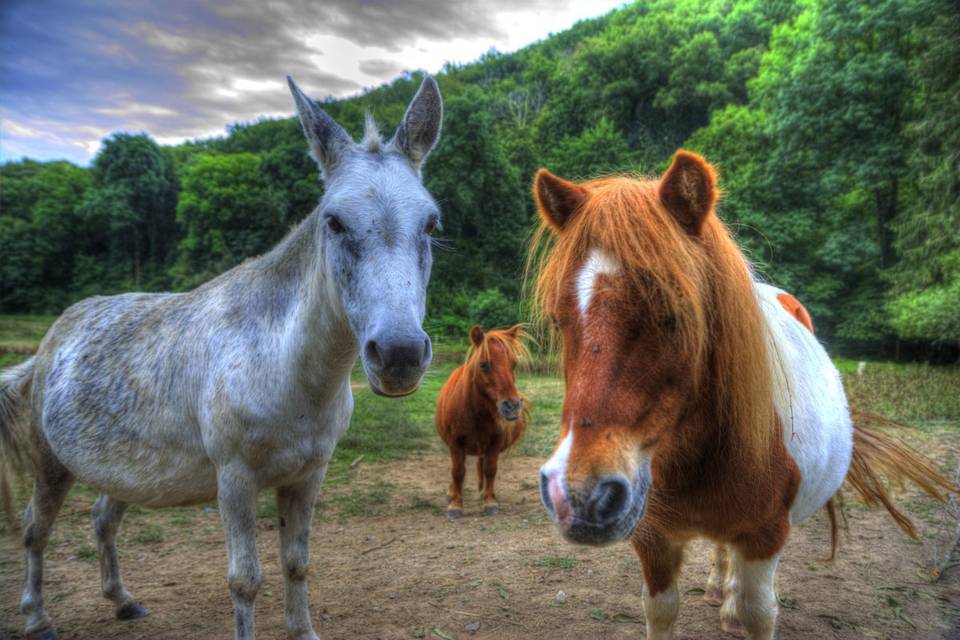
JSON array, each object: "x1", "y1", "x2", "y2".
[{"x1": 755, "y1": 282, "x2": 853, "y2": 523}]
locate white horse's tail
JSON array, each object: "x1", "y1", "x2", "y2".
[
  {"x1": 829, "y1": 410, "x2": 958, "y2": 555},
  {"x1": 0, "y1": 357, "x2": 35, "y2": 531}
]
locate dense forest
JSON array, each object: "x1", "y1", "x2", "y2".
[{"x1": 1, "y1": 0, "x2": 957, "y2": 359}]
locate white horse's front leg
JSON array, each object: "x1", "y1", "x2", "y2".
[
  {"x1": 277, "y1": 473, "x2": 323, "y2": 640},
  {"x1": 218, "y1": 466, "x2": 262, "y2": 640},
  {"x1": 721, "y1": 547, "x2": 781, "y2": 640}
]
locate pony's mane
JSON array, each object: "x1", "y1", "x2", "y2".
[
  {"x1": 526, "y1": 174, "x2": 775, "y2": 461},
  {"x1": 465, "y1": 327, "x2": 531, "y2": 374}
]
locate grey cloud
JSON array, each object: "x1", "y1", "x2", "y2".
[{"x1": 358, "y1": 58, "x2": 405, "y2": 78}]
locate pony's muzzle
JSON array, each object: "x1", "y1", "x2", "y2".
[
  {"x1": 540, "y1": 468, "x2": 649, "y2": 546},
  {"x1": 498, "y1": 398, "x2": 523, "y2": 421},
  {"x1": 363, "y1": 330, "x2": 432, "y2": 396}
]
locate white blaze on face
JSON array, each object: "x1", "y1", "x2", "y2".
[{"x1": 576, "y1": 249, "x2": 619, "y2": 318}]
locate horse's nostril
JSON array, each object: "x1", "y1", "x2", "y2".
[
  {"x1": 420, "y1": 336, "x2": 432, "y2": 368},
  {"x1": 591, "y1": 476, "x2": 630, "y2": 525},
  {"x1": 364, "y1": 340, "x2": 384, "y2": 368}
]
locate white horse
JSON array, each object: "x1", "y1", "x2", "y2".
[{"x1": 0, "y1": 74, "x2": 443, "y2": 640}]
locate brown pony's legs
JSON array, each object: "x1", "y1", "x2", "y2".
[
  {"x1": 481, "y1": 448, "x2": 500, "y2": 515},
  {"x1": 705, "y1": 543, "x2": 727, "y2": 606},
  {"x1": 446, "y1": 447, "x2": 466, "y2": 518},
  {"x1": 633, "y1": 531, "x2": 685, "y2": 640}
]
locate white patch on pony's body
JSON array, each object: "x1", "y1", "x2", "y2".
[
  {"x1": 576, "y1": 249, "x2": 618, "y2": 317},
  {"x1": 754, "y1": 282, "x2": 852, "y2": 523}
]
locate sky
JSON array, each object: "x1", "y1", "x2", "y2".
[{"x1": 0, "y1": 0, "x2": 624, "y2": 165}]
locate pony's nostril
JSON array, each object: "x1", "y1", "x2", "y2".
[{"x1": 591, "y1": 476, "x2": 630, "y2": 525}]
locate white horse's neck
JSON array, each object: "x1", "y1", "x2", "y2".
[{"x1": 250, "y1": 212, "x2": 358, "y2": 398}]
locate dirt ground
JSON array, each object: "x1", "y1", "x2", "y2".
[{"x1": 2, "y1": 452, "x2": 959, "y2": 640}]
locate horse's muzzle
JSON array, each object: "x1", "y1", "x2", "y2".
[
  {"x1": 363, "y1": 330, "x2": 432, "y2": 396},
  {"x1": 539, "y1": 465, "x2": 650, "y2": 546}
]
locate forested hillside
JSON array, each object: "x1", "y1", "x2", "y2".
[{"x1": 2, "y1": 0, "x2": 957, "y2": 359}]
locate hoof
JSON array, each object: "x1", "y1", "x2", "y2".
[
  {"x1": 483, "y1": 505, "x2": 499, "y2": 516},
  {"x1": 447, "y1": 509, "x2": 464, "y2": 519},
  {"x1": 116, "y1": 601, "x2": 149, "y2": 620},
  {"x1": 721, "y1": 616, "x2": 746, "y2": 638},
  {"x1": 704, "y1": 588, "x2": 723, "y2": 607},
  {"x1": 28, "y1": 628, "x2": 58, "y2": 640}
]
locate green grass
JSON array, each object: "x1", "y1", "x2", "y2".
[
  {"x1": 836, "y1": 358, "x2": 960, "y2": 424},
  {"x1": 132, "y1": 523, "x2": 165, "y2": 545},
  {"x1": 321, "y1": 478, "x2": 395, "y2": 519},
  {"x1": 532, "y1": 556, "x2": 578, "y2": 570}
]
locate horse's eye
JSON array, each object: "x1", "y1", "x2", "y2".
[
  {"x1": 424, "y1": 217, "x2": 438, "y2": 235},
  {"x1": 479, "y1": 361, "x2": 491, "y2": 372},
  {"x1": 326, "y1": 216, "x2": 345, "y2": 234},
  {"x1": 550, "y1": 314, "x2": 560, "y2": 330}
]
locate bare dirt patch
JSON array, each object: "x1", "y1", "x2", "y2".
[{"x1": 2, "y1": 451, "x2": 958, "y2": 640}]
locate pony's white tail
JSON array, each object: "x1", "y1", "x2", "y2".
[
  {"x1": 827, "y1": 410, "x2": 959, "y2": 557},
  {"x1": 0, "y1": 357, "x2": 35, "y2": 531}
]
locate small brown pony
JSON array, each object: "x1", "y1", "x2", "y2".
[
  {"x1": 436, "y1": 325, "x2": 529, "y2": 518},
  {"x1": 530, "y1": 151, "x2": 957, "y2": 640}
]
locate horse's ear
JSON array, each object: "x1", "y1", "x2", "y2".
[
  {"x1": 658, "y1": 150, "x2": 718, "y2": 235},
  {"x1": 534, "y1": 169, "x2": 589, "y2": 232},
  {"x1": 288, "y1": 76, "x2": 353, "y2": 178},
  {"x1": 469, "y1": 325, "x2": 484, "y2": 347},
  {"x1": 505, "y1": 324, "x2": 523, "y2": 339},
  {"x1": 392, "y1": 76, "x2": 443, "y2": 171}
]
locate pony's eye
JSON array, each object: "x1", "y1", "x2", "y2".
[
  {"x1": 424, "y1": 218, "x2": 438, "y2": 235},
  {"x1": 550, "y1": 314, "x2": 560, "y2": 330},
  {"x1": 479, "y1": 361, "x2": 491, "y2": 372},
  {"x1": 326, "y1": 216, "x2": 346, "y2": 234}
]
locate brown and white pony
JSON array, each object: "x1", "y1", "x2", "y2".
[
  {"x1": 436, "y1": 325, "x2": 529, "y2": 518},
  {"x1": 529, "y1": 151, "x2": 957, "y2": 640}
]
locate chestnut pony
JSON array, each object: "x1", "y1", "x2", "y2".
[
  {"x1": 436, "y1": 325, "x2": 529, "y2": 518},
  {"x1": 530, "y1": 151, "x2": 956, "y2": 639}
]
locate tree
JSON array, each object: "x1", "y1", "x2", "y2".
[
  {"x1": 78, "y1": 133, "x2": 177, "y2": 287},
  {"x1": 172, "y1": 153, "x2": 286, "y2": 289}
]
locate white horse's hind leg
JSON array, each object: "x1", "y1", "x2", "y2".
[
  {"x1": 21, "y1": 458, "x2": 73, "y2": 640},
  {"x1": 218, "y1": 467, "x2": 262, "y2": 640},
  {"x1": 277, "y1": 473, "x2": 323, "y2": 640},
  {"x1": 704, "y1": 543, "x2": 727, "y2": 606},
  {"x1": 721, "y1": 548, "x2": 780, "y2": 640},
  {"x1": 92, "y1": 495, "x2": 146, "y2": 619}
]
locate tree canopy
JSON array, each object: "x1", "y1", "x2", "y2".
[{"x1": 1, "y1": 0, "x2": 957, "y2": 359}]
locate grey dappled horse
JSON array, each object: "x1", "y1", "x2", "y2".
[{"x1": 0, "y1": 74, "x2": 443, "y2": 640}]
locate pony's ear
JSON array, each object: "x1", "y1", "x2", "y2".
[
  {"x1": 534, "y1": 169, "x2": 589, "y2": 232},
  {"x1": 392, "y1": 76, "x2": 443, "y2": 171},
  {"x1": 505, "y1": 324, "x2": 523, "y2": 339},
  {"x1": 658, "y1": 150, "x2": 718, "y2": 235},
  {"x1": 288, "y1": 76, "x2": 353, "y2": 178},
  {"x1": 469, "y1": 325, "x2": 484, "y2": 347}
]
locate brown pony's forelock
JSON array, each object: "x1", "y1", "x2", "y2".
[
  {"x1": 464, "y1": 326, "x2": 532, "y2": 379},
  {"x1": 525, "y1": 174, "x2": 775, "y2": 462}
]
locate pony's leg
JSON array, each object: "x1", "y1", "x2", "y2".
[
  {"x1": 21, "y1": 455, "x2": 74, "y2": 640},
  {"x1": 480, "y1": 448, "x2": 500, "y2": 515},
  {"x1": 92, "y1": 495, "x2": 146, "y2": 619},
  {"x1": 218, "y1": 467, "x2": 262, "y2": 640},
  {"x1": 276, "y1": 473, "x2": 322, "y2": 640},
  {"x1": 721, "y1": 547, "x2": 781, "y2": 640},
  {"x1": 446, "y1": 447, "x2": 466, "y2": 518},
  {"x1": 704, "y1": 543, "x2": 727, "y2": 606},
  {"x1": 633, "y1": 532, "x2": 684, "y2": 640}
]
